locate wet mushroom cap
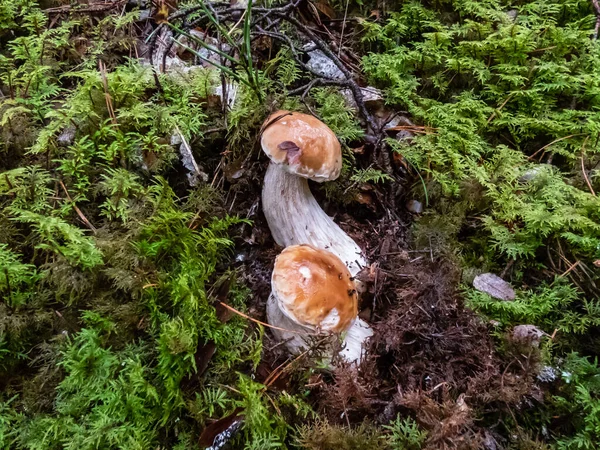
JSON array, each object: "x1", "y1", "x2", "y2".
[
  {"x1": 272, "y1": 244, "x2": 358, "y2": 332},
  {"x1": 261, "y1": 110, "x2": 342, "y2": 182}
]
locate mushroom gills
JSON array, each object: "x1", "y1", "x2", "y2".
[{"x1": 262, "y1": 163, "x2": 366, "y2": 277}]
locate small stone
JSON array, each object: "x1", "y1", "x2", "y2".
[
  {"x1": 511, "y1": 324, "x2": 544, "y2": 347},
  {"x1": 57, "y1": 126, "x2": 76, "y2": 147},
  {"x1": 340, "y1": 86, "x2": 383, "y2": 110},
  {"x1": 406, "y1": 199, "x2": 423, "y2": 214},
  {"x1": 213, "y1": 82, "x2": 238, "y2": 109},
  {"x1": 304, "y1": 45, "x2": 345, "y2": 80},
  {"x1": 473, "y1": 273, "x2": 516, "y2": 301},
  {"x1": 138, "y1": 9, "x2": 152, "y2": 20},
  {"x1": 519, "y1": 165, "x2": 545, "y2": 183}
]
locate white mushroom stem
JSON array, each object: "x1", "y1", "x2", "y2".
[
  {"x1": 262, "y1": 162, "x2": 366, "y2": 277},
  {"x1": 266, "y1": 294, "x2": 373, "y2": 365}
]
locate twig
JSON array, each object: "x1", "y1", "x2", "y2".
[
  {"x1": 58, "y1": 180, "x2": 97, "y2": 233},
  {"x1": 527, "y1": 133, "x2": 586, "y2": 160},
  {"x1": 338, "y1": 0, "x2": 350, "y2": 57},
  {"x1": 218, "y1": 301, "x2": 314, "y2": 336},
  {"x1": 580, "y1": 136, "x2": 596, "y2": 196},
  {"x1": 487, "y1": 92, "x2": 515, "y2": 124}
]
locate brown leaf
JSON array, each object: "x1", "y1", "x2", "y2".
[
  {"x1": 355, "y1": 192, "x2": 374, "y2": 205},
  {"x1": 211, "y1": 273, "x2": 235, "y2": 322},
  {"x1": 198, "y1": 408, "x2": 244, "y2": 448},
  {"x1": 313, "y1": 1, "x2": 336, "y2": 19},
  {"x1": 511, "y1": 324, "x2": 545, "y2": 348},
  {"x1": 195, "y1": 341, "x2": 217, "y2": 377},
  {"x1": 473, "y1": 273, "x2": 516, "y2": 301},
  {"x1": 154, "y1": 3, "x2": 170, "y2": 24}
]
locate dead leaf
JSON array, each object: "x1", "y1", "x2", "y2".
[
  {"x1": 473, "y1": 273, "x2": 516, "y2": 301},
  {"x1": 393, "y1": 152, "x2": 409, "y2": 169},
  {"x1": 313, "y1": 1, "x2": 336, "y2": 19},
  {"x1": 154, "y1": 3, "x2": 170, "y2": 24},
  {"x1": 511, "y1": 324, "x2": 545, "y2": 348},
  {"x1": 194, "y1": 341, "x2": 217, "y2": 377},
  {"x1": 212, "y1": 273, "x2": 235, "y2": 322},
  {"x1": 355, "y1": 192, "x2": 374, "y2": 206},
  {"x1": 198, "y1": 408, "x2": 244, "y2": 449},
  {"x1": 223, "y1": 158, "x2": 245, "y2": 182}
]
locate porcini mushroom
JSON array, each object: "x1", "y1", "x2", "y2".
[
  {"x1": 261, "y1": 111, "x2": 366, "y2": 276},
  {"x1": 266, "y1": 244, "x2": 372, "y2": 364}
]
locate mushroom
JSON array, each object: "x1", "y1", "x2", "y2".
[
  {"x1": 260, "y1": 110, "x2": 366, "y2": 276},
  {"x1": 266, "y1": 244, "x2": 372, "y2": 364}
]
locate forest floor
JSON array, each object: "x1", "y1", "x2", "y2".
[{"x1": 2, "y1": 0, "x2": 600, "y2": 449}]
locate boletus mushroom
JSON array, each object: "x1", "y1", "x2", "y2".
[
  {"x1": 266, "y1": 244, "x2": 372, "y2": 364},
  {"x1": 261, "y1": 111, "x2": 366, "y2": 277}
]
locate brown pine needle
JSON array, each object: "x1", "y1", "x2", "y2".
[
  {"x1": 580, "y1": 137, "x2": 596, "y2": 196},
  {"x1": 218, "y1": 302, "x2": 314, "y2": 336},
  {"x1": 58, "y1": 180, "x2": 97, "y2": 233}
]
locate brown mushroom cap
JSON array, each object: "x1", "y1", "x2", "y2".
[
  {"x1": 261, "y1": 110, "x2": 342, "y2": 182},
  {"x1": 272, "y1": 244, "x2": 358, "y2": 332}
]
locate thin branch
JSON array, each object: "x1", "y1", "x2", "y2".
[
  {"x1": 580, "y1": 136, "x2": 596, "y2": 196},
  {"x1": 58, "y1": 180, "x2": 97, "y2": 233},
  {"x1": 527, "y1": 133, "x2": 587, "y2": 160},
  {"x1": 218, "y1": 301, "x2": 315, "y2": 336}
]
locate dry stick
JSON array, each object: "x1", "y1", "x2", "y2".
[
  {"x1": 338, "y1": 0, "x2": 350, "y2": 57},
  {"x1": 560, "y1": 260, "x2": 581, "y2": 278},
  {"x1": 282, "y1": 14, "x2": 378, "y2": 134},
  {"x1": 527, "y1": 133, "x2": 587, "y2": 161},
  {"x1": 58, "y1": 180, "x2": 97, "y2": 233},
  {"x1": 487, "y1": 92, "x2": 515, "y2": 124},
  {"x1": 218, "y1": 302, "x2": 315, "y2": 336},
  {"x1": 580, "y1": 136, "x2": 596, "y2": 196}
]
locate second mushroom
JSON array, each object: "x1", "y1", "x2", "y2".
[{"x1": 267, "y1": 244, "x2": 373, "y2": 364}]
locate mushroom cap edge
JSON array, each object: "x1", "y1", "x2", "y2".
[
  {"x1": 260, "y1": 110, "x2": 342, "y2": 182},
  {"x1": 271, "y1": 244, "x2": 358, "y2": 333}
]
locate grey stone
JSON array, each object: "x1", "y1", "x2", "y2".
[
  {"x1": 57, "y1": 126, "x2": 76, "y2": 147},
  {"x1": 304, "y1": 45, "x2": 345, "y2": 80},
  {"x1": 406, "y1": 199, "x2": 423, "y2": 214},
  {"x1": 512, "y1": 324, "x2": 544, "y2": 347}
]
